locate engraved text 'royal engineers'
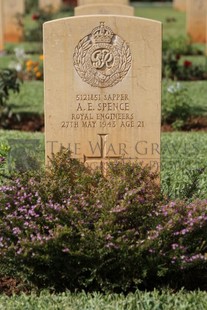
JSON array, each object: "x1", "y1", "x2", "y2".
[{"x1": 73, "y1": 22, "x2": 132, "y2": 88}]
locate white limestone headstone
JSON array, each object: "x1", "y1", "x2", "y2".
[
  {"x1": 3, "y1": 0, "x2": 25, "y2": 42},
  {"x1": 39, "y1": 0, "x2": 62, "y2": 12},
  {"x1": 0, "y1": 0, "x2": 4, "y2": 51},
  {"x1": 173, "y1": 0, "x2": 186, "y2": 12},
  {"x1": 44, "y1": 15, "x2": 162, "y2": 173},
  {"x1": 75, "y1": 4, "x2": 134, "y2": 16},
  {"x1": 78, "y1": 0, "x2": 129, "y2": 5},
  {"x1": 186, "y1": 0, "x2": 207, "y2": 43}
]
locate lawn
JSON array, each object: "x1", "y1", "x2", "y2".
[
  {"x1": 3, "y1": 80, "x2": 206, "y2": 115},
  {"x1": 1, "y1": 130, "x2": 207, "y2": 199},
  {"x1": 134, "y1": 3, "x2": 186, "y2": 37},
  {"x1": 0, "y1": 289, "x2": 207, "y2": 309},
  {"x1": 9, "y1": 81, "x2": 44, "y2": 114}
]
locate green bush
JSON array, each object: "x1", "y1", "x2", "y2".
[
  {"x1": 0, "y1": 150, "x2": 206, "y2": 293},
  {"x1": 162, "y1": 36, "x2": 206, "y2": 81},
  {"x1": 162, "y1": 81, "x2": 192, "y2": 129},
  {"x1": 163, "y1": 36, "x2": 202, "y2": 57},
  {"x1": 24, "y1": 9, "x2": 73, "y2": 42},
  {"x1": 24, "y1": 9, "x2": 55, "y2": 42},
  {"x1": 0, "y1": 69, "x2": 21, "y2": 128},
  {"x1": 25, "y1": 0, "x2": 38, "y2": 14},
  {"x1": 163, "y1": 53, "x2": 206, "y2": 81},
  {"x1": 176, "y1": 62, "x2": 207, "y2": 81}
]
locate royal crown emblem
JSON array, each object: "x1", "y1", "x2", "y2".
[{"x1": 73, "y1": 22, "x2": 132, "y2": 88}]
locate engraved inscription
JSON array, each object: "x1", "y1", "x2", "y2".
[
  {"x1": 61, "y1": 92, "x2": 145, "y2": 129},
  {"x1": 46, "y1": 140, "x2": 160, "y2": 173},
  {"x1": 84, "y1": 134, "x2": 121, "y2": 173},
  {"x1": 73, "y1": 22, "x2": 132, "y2": 88},
  {"x1": 91, "y1": 49, "x2": 113, "y2": 69}
]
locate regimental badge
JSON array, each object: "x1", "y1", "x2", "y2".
[{"x1": 73, "y1": 22, "x2": 132, "y2": 88}]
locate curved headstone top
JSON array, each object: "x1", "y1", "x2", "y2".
[
  {"x1": 78, "y1": 0, "x2": 129, "y2": 5},
  {"x1": 75, "y1": 4, "x2": 134, "y2": 16}
]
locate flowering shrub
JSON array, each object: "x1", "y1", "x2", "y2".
[
  {"x1": 147, "y1": 200, "x2": 207, "y2": 289},
  {"x1": 163, "y1": 52, "x2": 207, "y2": 81},
  {"x1": 24, "y1": 9, "x2": 54, "y2": 42},
  {"x1": 0, "y1": 150, "x2": 160, "y2": 291},
  {"x1": 25, "y1": 55, "x2": 43, "y2": 80},
  {"x1": 162, "y1": 82, "x2": 192, "y2": 129},
  {"x1": 9, "y1": 48, "x2": 44, "y2": 81},
  {"x1": 163, "y1": 36, "x2": 202, "y2": 58},
  {"x1": 0, "y1": 150, "x2": 206, "y2": 292},
  {"x1": 25, "y1": 6, "x2": 74, "y2": 42},
  {"x1": 0, "y1": 144, "x2": 10, "y2": 184},
  {"x1": 162, "y1": 36, "x2": 206, "y2": 81},
  {"x1": 183, "y1": 60, "x2": 192, "y2": 68},
  {"x1": 25, "y1": 0, "x2": 38, "y2": 14},
  {"x1": 176, "y1": 62, "x2": 207, "y2": 81},
  {"x1": 9, "y1": 48, "x2": 27, "y2": 74},
  {"x1": 163, "y1": 50, "x2": 179, "y2": 80}
]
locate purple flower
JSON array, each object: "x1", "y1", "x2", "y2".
[
  {"x1": 171, "y1": 243, "x2": 179, "y2": 250},
  {"x1": 0, "y1": 157, "x2": 5, "y2": 163}
]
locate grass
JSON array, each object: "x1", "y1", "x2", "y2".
[
  {"x1": 178, "y1": 81, "x2": 207, "y2": 112},
  {"x1": 1, "y1": 130, "x2": 207, "y2": 199},
  {"x1": 9, "y1": 81, "x2": 44, "y2": 114},
  {"x1": 5, "y1": 79, "x2": 206, "y2": 116},
  {"x1": 3, "y1": 42, "x2": 43, "y2": 55},
  {"x1": 0, "y1": 55, "x2": 15, "y2": 69},
  {"x1": 179, "y1": 55, "x2": 207, "y2": 67},
  {"x1": 0, "y1": 289, "x2": 207, "y2": 309},
  {"x1": 133, "y1": 3, "x2": 205, "y2": 55},
  {"x1": 0, "y1": 129, "x2": 44, "y2": 143},
  {"x1": 162, "y1": 80, "x2": 207, "y2": 113},
  {"x1": 134, "y1": 4, "x2": 186, "y2": 38},
  {"x1": 161, "y1": 132, "x2": 207, "y2": 199}
]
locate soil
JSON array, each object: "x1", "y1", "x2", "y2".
[
  {"x1": 182, "y1": 116, "x2": 207, "y2": 132},
  {"x1": 162, "y1": 116, "x2": 207, "y2": 132},
  {"x1": 1, "y1": 114, "x2": 44, "y2": 132},
  {"x1": 0, "y1": 277, "x2": 31, "y2": 296},
  {"x1": 1, "y1": 114, "x2": 207, "y2": 133}
]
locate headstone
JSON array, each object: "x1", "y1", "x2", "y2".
[
  {"x1": 78, "y1": 0, "x2": 129, "y2": 5},
  {"x1": 44, "y1": 16, "x2": 161, "y2": 173},
  {"x1": 186, "y1": 0, "x2": 207, "y2": 43},
  {"x1": 75, "y1": 4, "x2": 134, "y2": 16},
  {"x1": 39, "y1": 0, "x2": 62, "y2": 12},
  {"x1": 3, "y1": 0, "x2": 25, "y2": 43},
  {"x1": 173, "y1": 0, "x2": 186, "y2": 12},
  {"x1": 0, "y1": 0, "x2": 4, "y2": 51}
]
